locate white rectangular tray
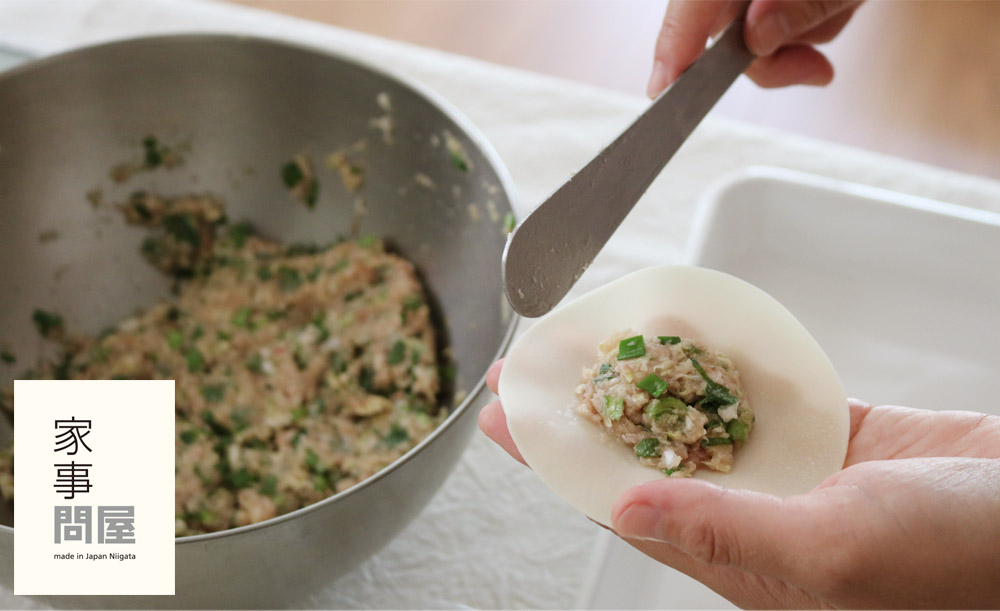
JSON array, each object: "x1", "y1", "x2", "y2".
[{"x1": 579, "y1": 166, "x2": 1000, "y2": 609}]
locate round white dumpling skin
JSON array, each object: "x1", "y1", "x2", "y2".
[{"x1": 499, "y1": 265, "x2": 849, "y2": 526}]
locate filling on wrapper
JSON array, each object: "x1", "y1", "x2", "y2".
[{"x1": 575, "y1": 330, "x2": 754, "y2": 477}]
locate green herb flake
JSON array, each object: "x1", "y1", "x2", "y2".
[
  {"x1": 383, "y1": 423, "x2": 410, "y2": 447},
  {"x1": 143, "y1": 135, "x2": 163, "y2": 167},
  {"x1": 259, "y1": 474, "x2": 278, "y2": 497},
  {"x1": 702, "y1": 436, "x2": 734, "y2": 447},
  {"x1": 388, "y1": 340, "x2": 406, "y2": 365},
  {"x1": 646, "y1": 396, "x2": 687, "y2": 421},
  {"x1": 245, "y1": 353, "x2": 263, "y2": 373},
  {"x1": 636, "y1": 373, "x2": 669, "y2": 398},
  {"x1": 726, "y1": 419, "x2": 751, "y2": 442},
  {"x1": 502, "y1": 212, "x2": 516, "y2": 234},
  {"x1": 592, "y1": 362, "x2": 615, "y2": 383},
  {"x1": 358, "y1": 367, "x2": 375, "y2": 392},
  {"x1": 401, "y1": 295, "x2": 423, "y2": 323},
  {"x1": 163, "y1": 213, "x2": 201, "y2": 247},
  {"x1": 256, "y1": 266, "x2": 273, "y2": 281},
  {"x1": 304, "y1": 448, "x2": 320, "y2": 471},
  {"x1": 277, "y1": 266, "x2": 302, "y2": 293},
  {"x1": 180, "y1": 429, "x2": 199, "y2": 445},
  {"x1": 293, "y1": 347, "x2": 309, "y2": 371},
  {"x1": 658, "y1": 336, "x2": 682, "y2": 345},
  {"x1": 602, "y1": 395, "x2": 624, "y2": 421},
  {"x1": 449, "y1": 149, "x2": 469, "y2": 172},
  {"x1": 230, "y1": 410, "x2": 250, "y2": 433},
  {"x1": 635, "y1": 438, "x2": 661, "y2": 458},
  {"x1": 227, "y1": 222, "x2": 253, "y2": 248},
  {"x1": 200, "y1": 384, "x2": 225, "y2": 403},
  {"x1": 617, "y1": 335, "x2": 646, "y2": 360},
  {"x1": 281, "y1": 160, "x2": 304, "y2": 188},
  {"x1": 357, "y1": 234, "x2": 377, "y2": 248},
  {"x1": 438, "y1": 363, "x2": 456, "y2": 381},
  {"x1": 689, "y1": 357, "x2": 738, "y2": 411},
  {"x1": 232, "y1": 307, "x2": 252, "y2": 329},
  {"x1": 186, "y1": 348, "x2": 205, "y2": 373},
  {"x1": 32, "y1": 309, "x2": 64, "y2": 338},
  {"x1": 229, "y1": 467, "x2": 257, "y2": 489},
  {"x1": 662, "y1": 466, "x2": 682, "y2": 476},
  {"x1": 304, "y1": 181, "x2": 319, "y2": 209}
]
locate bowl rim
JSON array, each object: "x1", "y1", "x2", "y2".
[{"x1": 0, "y1": 31, "x2": 521, "y2": 544}]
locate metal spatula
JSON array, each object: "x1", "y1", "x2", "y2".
[{"x1": 502, "y1": 19, "x2": 754, "y2": 318}]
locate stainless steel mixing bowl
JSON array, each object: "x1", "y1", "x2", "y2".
[{"x1": 0, "y1": 34, "x2": 517, "y2": 608}]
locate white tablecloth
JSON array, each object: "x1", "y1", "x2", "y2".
[{"x1": 1, "y1": 1, "x2": 999, "y2": 608}]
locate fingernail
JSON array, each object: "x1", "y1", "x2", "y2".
[
  {"x1": 646, "y1": 60, "x2": 669, "y2": 99},
  {"x1": 613, "y1": 503, "x2": 665, "y2": 541},
  {"x1": 750, "y1": 13, "x2": 789, "y2": 56}
]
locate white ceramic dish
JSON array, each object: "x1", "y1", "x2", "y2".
[{"x1": 579, "y1": 166, "x2": 1000, "y2": 609}]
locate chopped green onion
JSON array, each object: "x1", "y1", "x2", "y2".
[
  {"x1": 388, "y1": 340, "x2": 406, "y2": 365},
  {"x1": 163, "y1": 213, "x2": 201, "y2": 246},
  {"x1": 143, "y1": 135, "x2": 163, "y2": 167},
  {"x1": 636, "y1": 373, "x2": 669, "y2": 398},
  {"x1": 32, "y1": 309, "x2": 64, "y2": 338},
  {"x1": 227, "y1": 222, "x2": 253, "y2": 248},
  {"x1": 635, "y1": 438, "x2": 661, "y2": 458},
  {"x1": 232, "y1": 307, "x2": 252, "y2": 329},
  {"x1": 662, "y1": 466, "x2": 683, "y2": 476},
  {"x1": 502, "y1": 212, "x2": 516, "y2": 234},
  {"x1": 200, "y1": 384, "x2": 225, "y2": 403},
  {"x1": 281, "y1": 160, "x2": 304, "y2": 188},
  {"x1": 245, "y1": 353, "x2": 263, "y2": 373},
  {"x1": 229, "y1": 467, "x2": 257, "y2": 489},
  {"x1": 449, "y1": 149, "x2": 469, "y2": 172},
  {"x1": 602, "y1": 395, "x2": 624, "y2": 421},
  {"x1": 304, "y1": 181, "x2": 319, "y2": 209},
  {"x1": 689, "y1": 357, "x2": 738, "y2": 411},
  {"x1": 646, "y1": 396, "x2": 687, "y2": 421},
  {"x1": 701, "y1": 436, "x2": 733, "y2": 447},
  {"x1": 658, "y1": 336, "x2": 681, "y2": 345},
  {"x1": 726, "y1": 419, "x2": 751, "y2": 441},
  {"x1": 617, "y1": 335, "x2": 646, "y2": 360},
  {"x1": 592, "y1": 362, "x2": 615, "y2": 382},
  {"x1": 259, "y1": 474, "x2": 278, "y2": 497},
  {"x1": 186, "y1": 348, "x2": 205, "y2": 373},
  {"x1": 383, "y1": 423, "x2": 410, "y2": 447},
  {"x1": 304, "y1": 448, "x2": 320, "y2": 471},
  {"x1": 277, "y1": 266, "x2": 302, "y2": 293},
  {"x1": 165, "y1": 329, "x2": 184, "y2": 350}
]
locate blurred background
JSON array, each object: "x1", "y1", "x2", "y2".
[{"x1": 220, "y1": 0, "x2": 1000, "y2": 181}]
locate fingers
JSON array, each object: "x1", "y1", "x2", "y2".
[
  {"x1": 649, "y1": 0, "x2": 743, "y2": 98},
  {"x1": 745, "y1": 0, "x2": 862, "y2": 56},
  {"x1": 485, "y1": 358, "x2": 504, "y2": 394},
  {"x1": 649, "y1": 0, "x2": 862, "y2": 95},
  {"x1": 477, "y1": 400, "x2": 527, "y2": 466},
  {"x1": 610, "y1": 478, "x2": 813, "y2": 579},
  {"x1": 744, "y1": 44, "x2": 834, "y2": 87}
]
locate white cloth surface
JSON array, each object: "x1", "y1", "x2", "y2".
[{"x1": 1, "y1": 0, "x2": 1000, "y2": 609}]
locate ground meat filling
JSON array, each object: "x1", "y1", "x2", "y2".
[
  {"x1": 0, "y1": 195, "x2": 447, "y2": 536},
  {"x1": 575, "y1": 330, "x2": 753, "y2": 477}
]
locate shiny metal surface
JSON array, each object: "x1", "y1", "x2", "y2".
[
  {"x1": 502, "y1": 20, "x2": 753, "y2": 317},
  {"x1": 0, "y1": 34, "x2": 517, "y2": 608}
]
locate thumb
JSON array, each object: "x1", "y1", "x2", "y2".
[
  {"x1": 746, "y1": 0, "x2": 859, "y2": 56},
  {"x1": 610, "y1": 478, "x2": 813, "y2": 578}
]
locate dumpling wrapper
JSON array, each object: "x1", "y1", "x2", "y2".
[{"x1": 499, "y1": 265, "x2": 848, "y2": 526}]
